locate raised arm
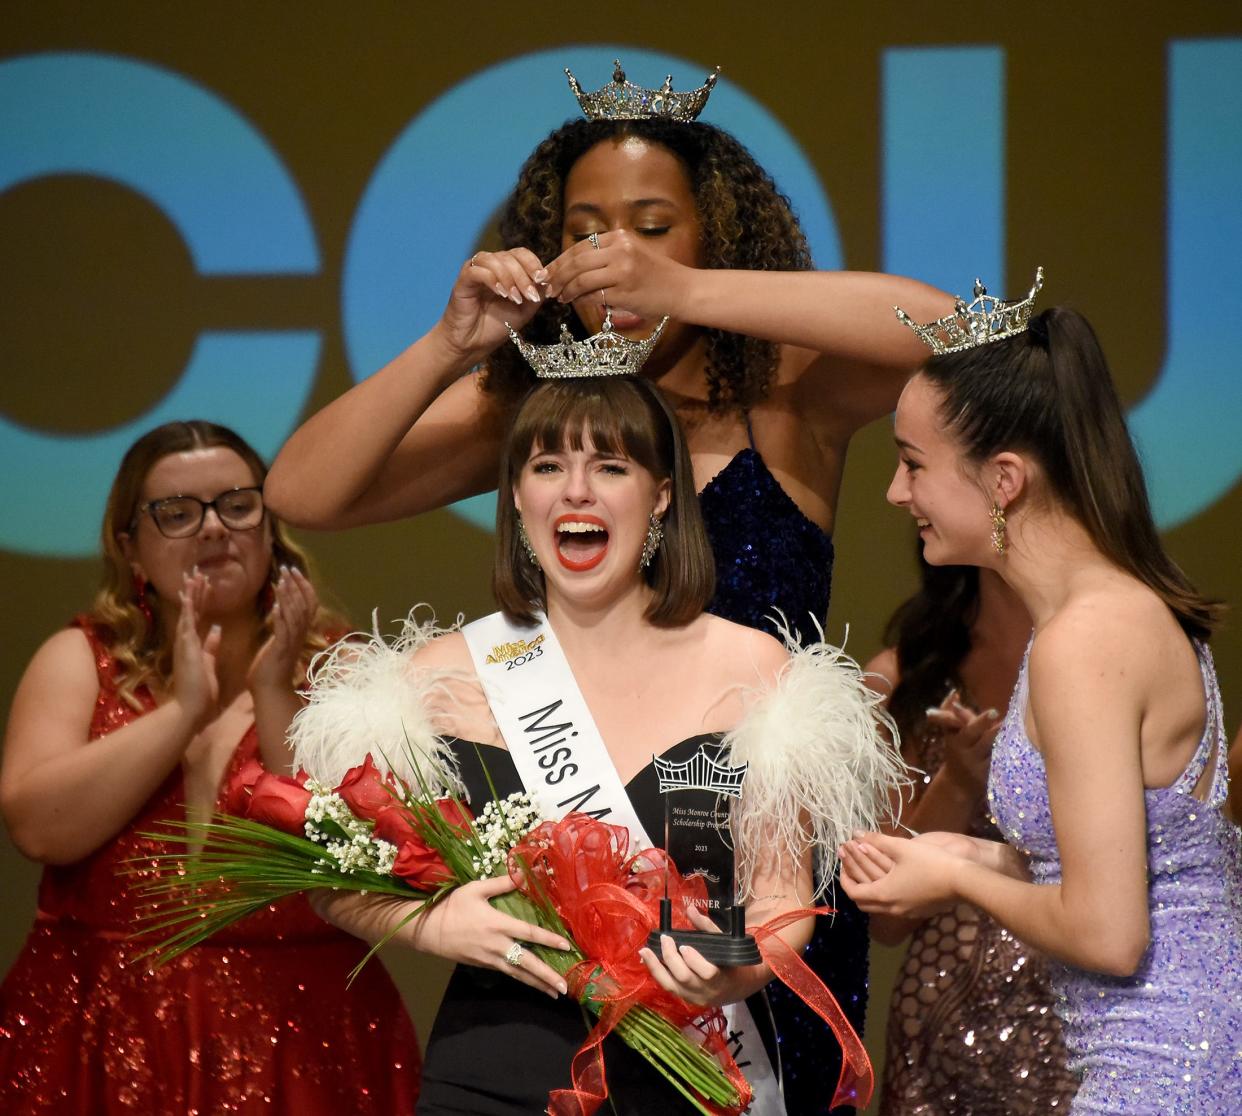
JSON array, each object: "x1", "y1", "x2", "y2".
[
  {"x1": 264, "y1": 250, "x2": 547, "y2": 529},
  {"x1": 843, "y1": 618, "x2": 1153, "y2": 976},
  {"x1": 1, "y1": 600, "x2": 220, "y2": 865},
  {"x1": 542, "y1": 232, "x2": 954, "y2": 428}
]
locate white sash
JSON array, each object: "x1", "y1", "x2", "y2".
[{"x1": 462, "y1": 611, "x2": 786, "y2": 1115}]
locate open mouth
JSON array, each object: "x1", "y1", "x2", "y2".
[
  {"x1": 555, "y1": 515, "x2": 609, "y2": 571},
  {"x1": 592, "y1": 302, "x2": 644, "y2": 332}
]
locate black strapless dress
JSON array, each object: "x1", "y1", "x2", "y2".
[
  {"x1": 700, "y1": 448, "x2": 865, "y2": 1116},
  {"x1": 417, "y1": 736, "x2": 776, "y2": 1115}
]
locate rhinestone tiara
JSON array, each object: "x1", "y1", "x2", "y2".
[
  {"x1": 565, "y1": 59, "x2": 720, "y2": 122},
  {"x1": 506, "y1": 311, "x2": 669, "y2": 379},
  {"x1": 895, "y1": 267, "x2": 1045, "y2": 355}
]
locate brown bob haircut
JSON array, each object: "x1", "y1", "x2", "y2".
[{"x1": 493, "y1": 376, "x2": 715, "y2": 627}]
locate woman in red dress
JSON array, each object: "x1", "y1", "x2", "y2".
[{"x1": 0, "y1": 420, "x2": 421, "y2": 1115}]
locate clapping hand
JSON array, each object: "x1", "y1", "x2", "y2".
[
  {"x1": 247, "y1": 566, "x2": 318, "y2": 695},
  {"x1": 173, "y1": 569, "x2": 221, "y2": 730},
  {"x1": 926, "y1": 689, "x2": 1001, "y2": 798}
]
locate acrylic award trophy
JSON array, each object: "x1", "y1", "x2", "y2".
[{"x1": 645, "y1": 744, "x2": 761, "y2": 966}]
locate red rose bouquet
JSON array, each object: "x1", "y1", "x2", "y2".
[{"x1": 136, "y1": 752, "x2": 752, "y2": 1116}]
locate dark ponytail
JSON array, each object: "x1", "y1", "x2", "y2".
[{"x1": 922, "y1": 307, "x2": 1221, "y2": 641}]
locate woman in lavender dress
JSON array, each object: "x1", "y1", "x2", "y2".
[{"x1": 839, "y1": 291, "x2": 1242, "y2": 1113}]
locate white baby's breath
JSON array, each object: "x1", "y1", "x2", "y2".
[
  {"x1": 302, "y1": 788, "x2": 396, "y2": 875},
  {"x1": 470, "y1": 792, "x2": 547, "y2": 876}
]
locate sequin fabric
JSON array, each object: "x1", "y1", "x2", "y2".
[
  {"x1": 698, "y1": 448, "x2": 866, "y2": 1116},
  {"x1": 0, "y1": 619, "x2": 421, "y2": 1115},
  {"x1": 988, "y1": 642, "x2": 1242, "y2": 1113},
  {"x1": 881, "y1": 720, "x2": 1078, "y2": 1113}
]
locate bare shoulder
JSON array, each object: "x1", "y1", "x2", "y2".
[
  {"x1": 4, "y1": 628, "x2": 101, "y2": 770},
  {"x1": 1031, "y1": 583, "x2": 1178, "y2": 686},
  {"x1": 863, "y1": 646, "x2": 899, "y2": 699},
  {"x1": 406, "y1": 630, "x2": 498, "y2": 745},
  {"x1": 696, "y1": 615, "x2": 789, "y2": 691},
  {"x1": 18, "y1": 627, "x2": 99, "y2": 695},
  {"x1": 408, "y1": 629, "x2": 476, "y2": 675}
]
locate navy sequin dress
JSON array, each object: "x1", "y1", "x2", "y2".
[{"x1": 699, "y1": 446, "x2": 867, "y2": 1116}]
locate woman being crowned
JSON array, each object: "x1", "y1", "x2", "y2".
[{"x1": 291, "y1": 315, "x2": 906, "y2": 1115}]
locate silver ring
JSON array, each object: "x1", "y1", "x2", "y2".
[
  {"x1": 588, "y1": 232, "x2": 600, "y2": 250},
  {"x1": 504, "y1": 941, "x2": 525, "y2": 967}
]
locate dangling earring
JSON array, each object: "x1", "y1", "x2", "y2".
[
  {"x1": 517, "y1": 519, "x2": 541, "y2": 570},
  {"x1": 639, "y1": 513, "x2": 664, "y2": 570},
  {"x1": 989, "y1": 503, "x2": 1008, "y2": 555},
  {"x1": 133, "y1": 574, "x2": 154, "y2": 627}
]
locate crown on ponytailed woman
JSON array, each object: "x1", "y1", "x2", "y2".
[
  {"x1": 506, "y1": 310, "x2": 668, "y2": 379},
  {"x1": 895, "y1": 267, "x2": 1045, "y2": 355},
  {"x1": 565, "y1": 59, "x2": 720, "y2": 122}
]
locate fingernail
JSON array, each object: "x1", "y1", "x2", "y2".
[
  {"x1": 509, "y1": 286, "x2": 523, "y2": 304},
  {"x1": 986, "y1": 709, "x2": 1000, "y2": 718},
  {"x1": 533, "y1": 269, "x2": 548, "y2": 283},
  {"x1": 558, "y1": 981, "x2": 567, "y2": 995},
  {"x1": 924, "y1": 707, "x2": 940, "y2": 718},
  {"x1": 525, "y1": 285, "x2": 541, "y2": 302},
  {"x1": 494, "y1": 283, "x2": 508, "y2": 298},
  {"x1": 209, "y1": 624, "x2": 221, "y2": 635}
]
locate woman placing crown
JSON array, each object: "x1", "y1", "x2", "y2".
[
  {"x1": 266, "y1": 60, "x2": 951, "y2": 1113},
  {"x1": 840, "y1": 281, "x2": 1242, "y2": 1112},
  {"x1": 295, "y1": 360, "x2": 905, "y2": 1114}
]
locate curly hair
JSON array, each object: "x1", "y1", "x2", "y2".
[
  {"x1": 486, "y1": 117, "x2": 812, "y2": 415},
  {"x1": 94, "y1": 421, "x2": 343, "y2": 709}
]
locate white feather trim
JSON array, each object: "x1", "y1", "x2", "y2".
[
  {"x1": 723, "y1": 617, "x2": 909, "y2": 902},
  {"x1": 289, "y1": 609, "x2": 466, "y2": 796}
]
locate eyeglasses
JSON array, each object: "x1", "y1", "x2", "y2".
[{"x1": 135, "y1": 487, "x2": 265, "y2": 539}]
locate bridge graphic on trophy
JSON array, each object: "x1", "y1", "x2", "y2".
[{"x1": 648, "y1": 744, "x2": 761, "y2": 967}]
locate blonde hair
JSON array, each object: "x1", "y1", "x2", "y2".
[{"x1": 93, "y1": 421, "x2": 343, "y2": 709}]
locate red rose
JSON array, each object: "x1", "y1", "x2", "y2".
[
  {"x1": 373, "y1": 804, "x2": 419, "y2": 847},
  {"x1": 391, "y1": 837, "x2": 454, "y2": 889},
  {"x1": 434, "y1": 797, "x2": 473, "y2": 833},
  {"x1": 334, "y1": 755, "x2": 397, "y2": 821},
  {"x1": 224, "y1": 757, "x2": 266, "y2": 816},
  {"x1": 247, "y1": 772, "x2": 313, "y2": 834}
]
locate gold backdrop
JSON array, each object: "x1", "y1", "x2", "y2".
[{"x1": 3, "y1": 5, "x2": 1240, "y2": 1110}]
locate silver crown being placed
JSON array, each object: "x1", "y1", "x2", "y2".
[
  {"x1": 895, "y1": 267, "x2": 1045, "y2": 355},
  {"x1": 565, "y1": 59, "x2": 720, "y2": 122},
  {"x1": 507, "y1": 310, "x2": 668, "y2": 379}
]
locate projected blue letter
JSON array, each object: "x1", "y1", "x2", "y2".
[
  {"x1": 882, "y1": 40, "x2": 1242, "y2": 529},
  {"x1": 0, "y1": 53, "x2": 321, "y2": 557},
  {"x1": 1127, "y1": 39, "x2": 1242, "y2": 529},
  {"x1": 342, "y1": 46, "x2": 840, "y2": 530},
  {"x1": 882, "y1": 47, "x2": 1004, "y2": 293}
]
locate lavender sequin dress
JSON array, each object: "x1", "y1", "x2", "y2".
[{"x1": 988, "y1": 642, "x2": 1242, "y2": 1114}]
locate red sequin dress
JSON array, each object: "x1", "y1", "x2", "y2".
[{"x1": 0, "y1": 621, "x2": 421, "y2": 1114}]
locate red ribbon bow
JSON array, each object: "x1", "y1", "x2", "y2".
[{"x1": 510, "y1": 814, "x2": 872, "y2": 1115}]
